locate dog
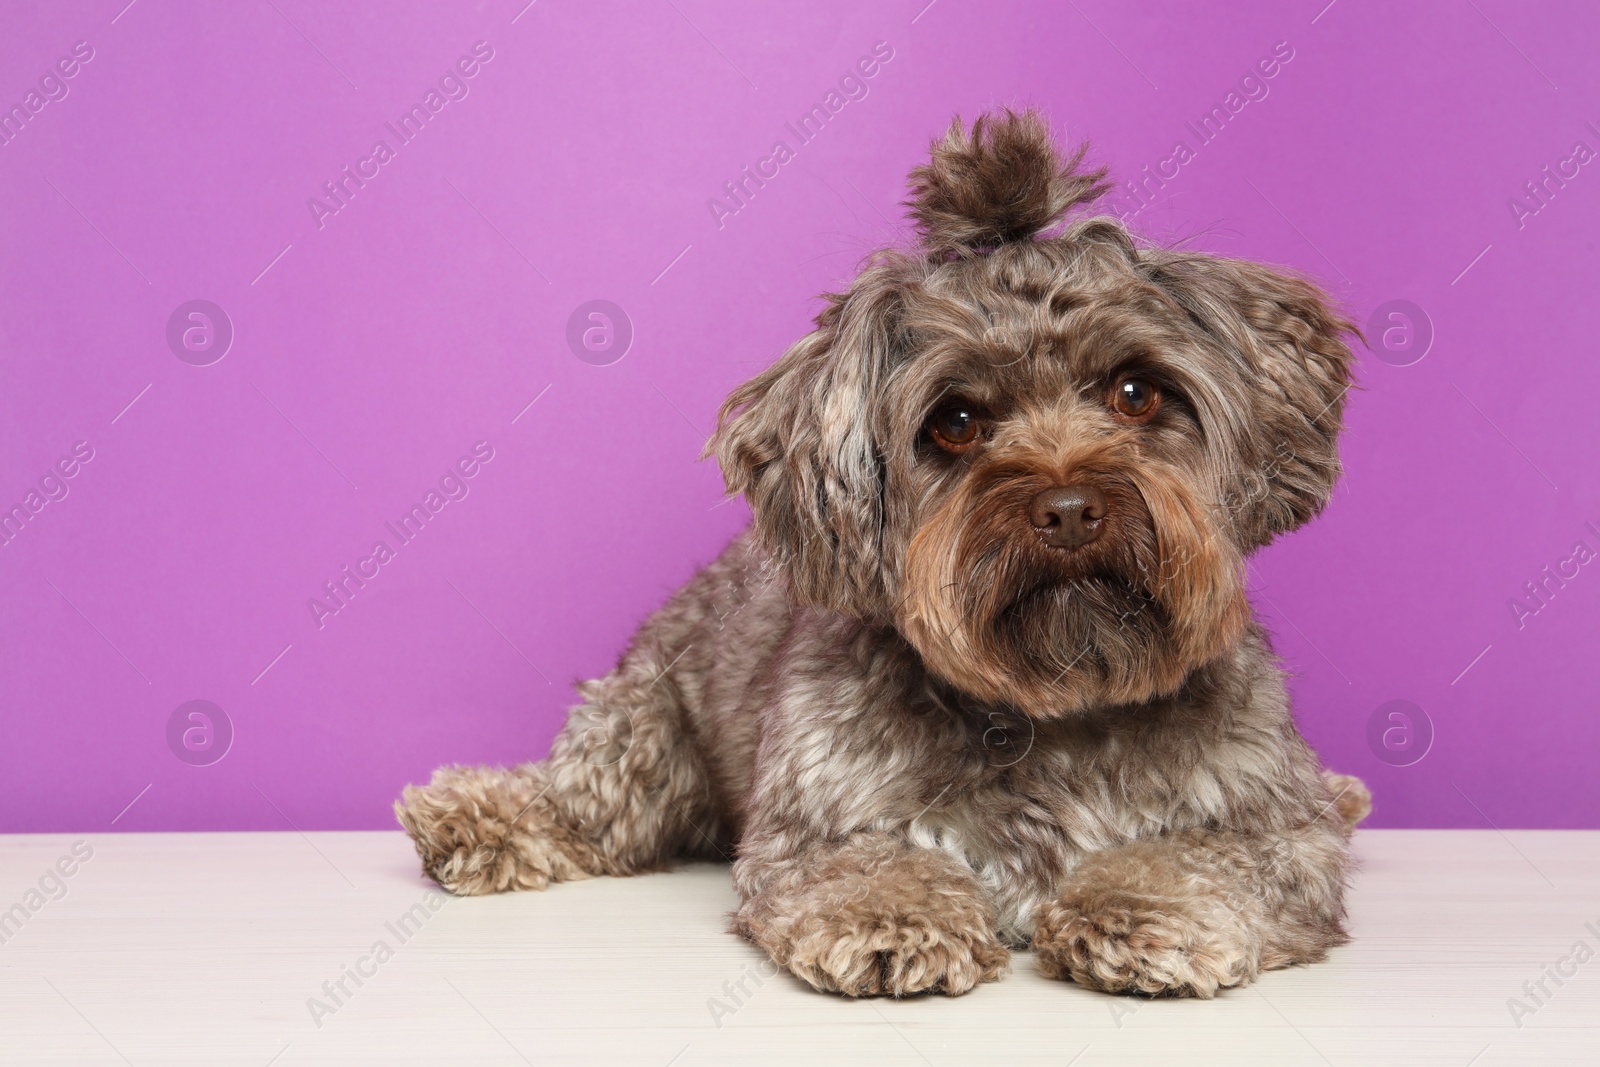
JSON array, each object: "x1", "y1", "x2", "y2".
[{"x1": 397, "y1": 108, "x2": 1371, "y2": 999}]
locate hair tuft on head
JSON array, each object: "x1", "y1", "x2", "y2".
[{"x1": 905, "y1": 108, "x2": 1109, "y2": 256}]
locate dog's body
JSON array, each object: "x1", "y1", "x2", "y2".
[{"x1": 399, "y1": 110, "x2": 1370, "y2": 999}]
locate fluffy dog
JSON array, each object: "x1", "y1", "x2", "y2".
[{"x1": 397, "y1": 109, "x2": 1371, "y2": 999}]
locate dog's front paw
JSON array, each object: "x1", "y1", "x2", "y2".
[
  {"x1": 395, "y1": 765, "x2": 596, "y2": 895},
  {"x1": 1032, "y1": 890, "x2": 1256, "y2": 998},
  {"x1": 739, "y1": 862, "x2": 1010, "y2": 997}
]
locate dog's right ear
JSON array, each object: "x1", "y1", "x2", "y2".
[{"x1": 709, "y1": 257, "x2": 910, "y2": 618}]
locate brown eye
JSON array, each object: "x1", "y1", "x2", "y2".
[
  {"x1": 1111, "y1": 377, "x2": 1159, "y2": 420},
  {"x1": 928, "y1": 400, "x2": 983, "y2": 451}
]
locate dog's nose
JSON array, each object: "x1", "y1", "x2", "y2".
[{"x1": 1029, "y1": 486, "x2": 1107, "y2": 549}]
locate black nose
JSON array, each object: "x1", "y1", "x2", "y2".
[{"x1": 1029, "y1": 485, "x2": 1107, "y2": 549}]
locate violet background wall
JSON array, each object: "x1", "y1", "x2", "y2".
[{"x1": 2, "y1": 0, "x2": 1596, "y2": 832}]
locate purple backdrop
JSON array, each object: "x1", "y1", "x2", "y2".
[{"x1": 3, "y1": 0, "x2": 1596, "y2": 832}]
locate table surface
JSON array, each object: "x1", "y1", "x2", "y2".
[{"x1": 0, "y1": 829, "x2": 1595, "y2": 1066}]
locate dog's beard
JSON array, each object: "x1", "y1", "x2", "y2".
[{"x1": 897, "y1": 465, "x2": 1248, "y2": 717}]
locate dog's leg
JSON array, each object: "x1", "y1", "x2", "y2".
[
  {"x1": 733, "y1": 832, "x2": 1011, "y2": 997},
  {"x1": 396, "y1": 653, "x2": 720, "y2": 896},
  {"x1": 1031, "y1": 819, "x2": 1353, "y2": 998}
]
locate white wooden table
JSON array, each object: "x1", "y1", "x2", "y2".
[{"x1": 0, "y1": 831, "x2": 1594, "y2": 1065}]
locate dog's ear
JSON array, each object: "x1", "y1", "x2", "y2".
[
  {"x1": 1142, "y1": 251, "x2": 1357, "y2": 547},
  {"x1": 906, "y1": 108, "x2": 1109, "y2": 257},
  {"x1": 710, "y1": 259, "x2": 909, "y2": 617}
]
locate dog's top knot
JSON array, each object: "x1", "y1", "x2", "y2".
[{"x1": 906, "y1": 109, "x2": 1109, "y2": 257}]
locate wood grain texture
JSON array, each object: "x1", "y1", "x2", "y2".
[{"x1": 0, "y1": 830, "x2": 1594, "y2": 1065}]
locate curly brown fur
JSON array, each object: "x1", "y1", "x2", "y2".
[{"x1": 398, "y1": 107, "x2": 1367, "y2": 999}]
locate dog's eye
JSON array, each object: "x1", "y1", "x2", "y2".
[
  {"x1": 928, "y1": 400, "x2": 984, "y2": 452},
  {"x1": 1111, "y1": 377, "x2": 1160, "y2": 420}
]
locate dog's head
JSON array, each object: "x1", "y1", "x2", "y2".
[{"x1": 713, "y1": 109, "x2": 1355, "y2": 717}]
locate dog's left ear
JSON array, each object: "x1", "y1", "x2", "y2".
[
  {"x1": 709, "y1": 258, "x2": 909, "y2": 617},
  {"x1": 1142, "y1": 251, "x2": 1357, "y2": 547}
]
